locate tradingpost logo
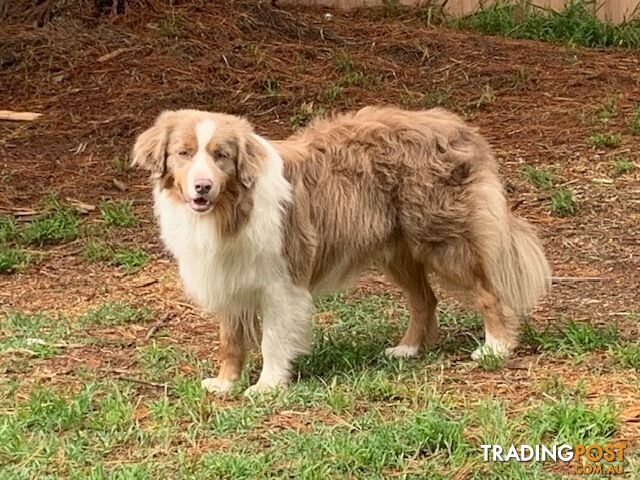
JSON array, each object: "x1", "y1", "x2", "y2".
[{"x1": 481, "y1": 443, "x2": 627, "y2": 475}]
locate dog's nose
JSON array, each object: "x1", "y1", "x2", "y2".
[{"x1": 194, "y1": 179, "x2": 212, "y2": 195}]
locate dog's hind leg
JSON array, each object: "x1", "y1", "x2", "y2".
[
  {"x1": 202, "y1": 314, "x2": 248, "y2": 394},
  {"x1": 383, "y1": 255, "x2": 439, "y2": 359},
  {"x1": 245, "y1": 285, "x2": 313, "y2": 395}
]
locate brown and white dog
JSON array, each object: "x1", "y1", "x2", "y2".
[{"x1": 132, "y1": 106, "x2": 551, "y2": 395}]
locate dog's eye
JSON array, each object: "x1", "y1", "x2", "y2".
[
  {"x1": 217, "y1": 150, "x2": 229, "y2": 160},
  {"x1": 178, "y1": 150, "x2": 190, "y2": 157}
]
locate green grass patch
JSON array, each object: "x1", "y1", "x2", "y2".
[
  {"x1": 78, "y1": 301, "x2": 152, "y2": 327},
  {"x1": 520, "y1": 165, "x2": 556, "y2": 189},
  {"x1": 111, "y1": 247, "x2": 150, "y2": 273},
  {"x1": 589, "y1": 132, "x2": 622, "y2": 148},
  {"x1": 610, "y1": 157, "x2": 634, "y2": 176},
  {"x1": 523, "y1": 320, "x2": 619, "y2": 356},
  {"x1": 476, "y1": 351, "x2": 506, "y2": 371},
  {"x1": 0, "y1": 248, "x2": 29, "y2": 273},
  {"x1": 630, "y1": 105, "x2": 640, "y2": 134},
  {"x1": 0, "y1": 215, "x2": 18, "y2": 244},
  {"x1": 82, "y1": 238, "x2": 112, "y2": 262},
  {"x1": 549, "y1": 189, "x2": 575, "y2": 217},
  {"x1": 20, "y1": 196, "x2": 79, "y2": 246},
  {"x1": 111, "y1": 155, "x2": 129, "y2": 172},
  {"x1": 99, "y1": 199, "x2": 136, "y2": 228},
  {"x1": 2, "y1": 294, "x2": 626, "y2": 479},
  {"x1": 612, "y1": 342, "x2": 640, "y2": 370},
  {"x1": 290, "y1": 102, "x2": 325, "y2": 129},
  {"x1": 452, "y1": 1, "x2": 640, "y2": 48},
  {"x1": 0, "y1": 311, "x2": 73, "y2": 358},
  {"x1": 527, "y1": 396, "x2": 618, "y2": 444},
  {"x1": 595, "y1": 95, "x2": 618, "y2": 122},
  {"x1": 331, "y1": 49, "x2": 382, "y2": 90}
]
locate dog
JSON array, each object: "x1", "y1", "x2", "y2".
[{"x1": 132, "y1": 106, "x2": 551, "y2": 395}]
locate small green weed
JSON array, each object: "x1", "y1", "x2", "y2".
[
  {"x1": 476, "y1": 351, "x2": 506, "y2": 371},
  {"x1": 610, "y1": 157, "x2": 634, "y2": 176},
  {"x1": 612, "y1": 342, "x2": 640, "y2": 370},
  {"x1": 523, "y1": 321, "x2": 619, "y2": 356},
  {"x1": 520, "y1": 165, "x2": 556, "y2": 189},
  {"x1": 589, "y1": 132, "x2": 621, "y2": 148},
  {"x1": 630, "y1": 105, "x2": 640, "y2": 134},
  {"x1": 0, "y1": 248, "x2": 29, "y2": 273},
  {"x1": 99, "y1": 200, "x2": 136, "y2": 228},
  {"x1": 290, "y1": 102, "x2": 324, "y2": 129},
  {"x1": 20, "y1": 196, "x2": 79, "y2": 246},
  {"x1": 319, "y1": 83, "x2": 344, "y2": 103},
  {"x1": 261, "y1": 78, "x2": 278, "y2": 97},
  {"x1": 79, "y1": 302, "x2": 152, "y2": 327},
  {"x1": 82, "y1": 238, "x2": 112, "y2": 262},
  {"x1": 527, "y1": 397, "x2": 618, "y2": 444},
  {"x1": 111, "y1": 156, "x2": 128, "y2": 172},
  {"x1": 549, "y1": 189, "x2": 575, "y2": 217},
  {"x1": 0, "y1": 216, "x2": 18, "y2": 244},
  {"x1": 111, "y1": 247, "x2": 149, "y2": 273},
  {"x1": 595, "y1": 95, "x2": 618, "y2": 122}
]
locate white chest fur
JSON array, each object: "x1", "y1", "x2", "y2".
[{"x1": 153, "y1": 136, "x2": 293, "y2": 315}]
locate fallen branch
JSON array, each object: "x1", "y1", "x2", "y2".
[
  {"x1": 552, "y1": 276, "x2": 603, "y2": 284},
  {"x1": 0, "y1": 110, "x2": 42, "y2": 121}
]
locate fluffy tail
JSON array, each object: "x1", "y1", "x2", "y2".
[{"x1": 487, "y1": 215, "x2": 552, "y2": 316}]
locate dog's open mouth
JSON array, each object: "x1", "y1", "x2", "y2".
[{"x1": 188, "y1": 197, "x2": 212, "y2": 212}]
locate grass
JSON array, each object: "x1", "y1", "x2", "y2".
[
  {"x1": 111, "y1": 155, "x2": 129, "y2": 172},
  {"x1": 111, "y1": 247, "x2": 150, "y2": 273},
  {"x1": 82, "y1": 238, "x2": 112, "y2": 262},
  {"x1": 589, "y1": 132, "x2": 622, "y2": 148},
  {"x1": 20, "y1": 196, "x2": 79, "y2": 246},
  {"x1": 289, "y1": 102, "x2": 324, "y2": 129},
  {"x1": 401, "y1": 86, "x2": 451, "y2": 110},
  {"x1": 99, "y1": 199, "x2": 137, "y2": 228},
  {"x1": 549, "y1": 189, "x2": 576, "y2": 217},
  {"x1": 1, "y1": 295, "x2": 628, "y2": 478},
  {"x1": 261, "y1": 78, "x2": 278, "y2": 97},
  {"x1": 0, "y1": 215, "x2": 18, "y2": 244},
  {"x1": 330, "y1": 50, "x2": 381, "y2": 90},
  {"x1": 0, "y1": 311, "x2": 73, "y2": 358},
  {"x1": 522, "y1": 320, "x2": 619, "y2": 356},
  {"x1": 452, "y1": 1, "x2": 640, "y2": 49},
  {"x1": 595, "y1": 95, "x2": 618, "y2": 122},
  {"x1": 79, "y1": 301, "x2": 152, "y2": 326},
  {"x1": 610, "y1": 157, "x2": 634, "y2": 176},
  {"x1": 612, "y1": 342, "x2": 640, "y2": 370},
  {"x1": 527, "y1": 396, "x2": 618, "y2": 444},
  {"x1": 0, "y1": 248, "x2": 29, "y2": 273},
  {"x1": 0, "y1": 197, "x2": 81, "y2": 273},
  {"x1": 631, "y1": 105, "x2": 640, "y2": 134},
  {"x1": 520, "y1": 165, "x2": 556, "y2": 190}
]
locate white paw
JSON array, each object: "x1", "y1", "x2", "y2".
[
  {"x1": 201, "y1": 377, "x2": 235, "y2": 394},
  {"x1": 385, "y1": 344, "x2": 420, "y2": 359},
  {"x1": 471, "y1": 343, "x2": 512, "y2": 361}
]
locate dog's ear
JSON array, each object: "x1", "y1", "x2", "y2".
[
  {"x1": 131, "y1": 112, "x2": 175, "y2": 177},
  {"x1": 236, "y1": 132, "x2": 266, "y2": 189}
]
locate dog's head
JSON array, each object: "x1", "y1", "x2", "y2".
[{"x1": 132, "y1": 110, "x2": 265, "y2": 214}]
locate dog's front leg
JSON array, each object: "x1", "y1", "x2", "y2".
[
  {"x1": 245, "y1": 285, "x2": 313, "y2": 395},
  {"x1": 202, "y1": 313, "x2": 249, "y2": 394}
]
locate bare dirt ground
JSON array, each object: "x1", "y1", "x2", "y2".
[{"x1": 1, "y1": 0, "x2": 639, "y2": 474}]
